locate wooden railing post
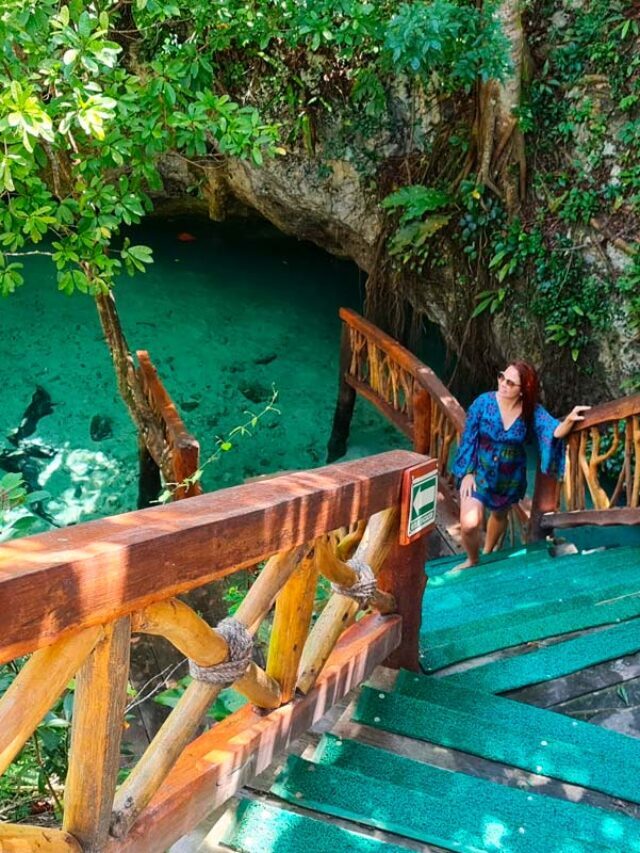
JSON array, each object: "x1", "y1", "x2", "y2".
[
  {"x1": 529, "y1": 467, "x2": 561, "y2": 542},
  {"x1": 266, "y1": 553, "x2": 319, "y2": 704},
  {"x1": 377, "y1": 534, "x2": 430, "y2": 672},
  {"x1": 327, "y1": 324, "x2": 356, "y2": 463},
  {"x1": 412, "y1": 386, "x2": 432, "y2": 455},
  {"x1": 63, "y1": 617, "x2": 131, "y2": 852}
]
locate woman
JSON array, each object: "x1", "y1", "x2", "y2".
[{"x1": 452, "y1": 361, "x2": 590, "y2": 568}]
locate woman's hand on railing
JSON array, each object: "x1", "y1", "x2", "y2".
[{"x1": 554, "y1": 405, "x2": 592, "y2": 438}]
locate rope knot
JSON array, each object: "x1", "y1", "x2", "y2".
[
  {"x1": 188, "y1": 617, "x2": 253, "y2": 685},
  {"x1": 330, "y1": 556, "x2": 377, "y2": 608}
]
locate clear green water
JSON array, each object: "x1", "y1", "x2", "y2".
[{"x1": 1, "y1": 216, "x2": 446, "y2": 530}]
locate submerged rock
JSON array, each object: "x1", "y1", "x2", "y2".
[
  {"x1": 90, "y1": 415, "x2": 113, "y2": 442},
  {"x1": 239, "y1": 381, "x2": 273, "y2": 404}
]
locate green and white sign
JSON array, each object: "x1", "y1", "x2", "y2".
[{"x1": 407, "y1": 469, "x2": 438, "y2": 539}]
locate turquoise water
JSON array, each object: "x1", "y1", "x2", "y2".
[{"x1": 1, "y1": 216, "x2": 444, "y2": 529}]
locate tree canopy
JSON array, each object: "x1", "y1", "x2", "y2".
[{"x1": 0, "y1": 0, "x2": 508, "y2": 297}]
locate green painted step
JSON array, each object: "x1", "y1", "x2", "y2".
[
  {"x1": 427, "y1": 545, "x2": 640, "y2": 608},
  {"x1": 272, "y1": 736, "x2": 640, "y2": 852},
  {"x1": 426, "y1": 542, "x2": 549, "y2": 577},
  {"x1": 443, "y1": 618, "x2": 640, "y2": 693},
  {"x1": 421, "y1": 576, "x2": 640, "y2": 671},
  {"x1": 427, "y1": 546, "x2": 558, "y2": 591},
  {"x1": 356, "y1": 677, "x2": 640, "y2": 804},
  {"x1": 223, "y1": 800, "x2": 410, "y2": 853},
  {"x1": 425, "y1": 547, "x2": 640, "y2": 631},
  {"x1": 425, "y1": 563, "x2": 640, "y2": 634}
]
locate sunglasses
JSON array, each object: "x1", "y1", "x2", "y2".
[{"x1": 498, "y1": 371, "x2": 521, "y2": 389}]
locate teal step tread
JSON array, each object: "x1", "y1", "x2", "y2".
[
  {"x1": 222, "y1": 800, "x2": 410, "y2": 853},
  {"x1": 272, "y1": 740, "x2": 640, "y2": 852},
  {"x1": 443, "y1": 618, "x2": 640, "y2": 693},
  {"x1": 356, "y1": 678, "x2": 640, "y2": 804},
  {"x1": 425, "y1": 548, "x2": 640, "y2": 631},
  {"x1": 426, "y1": 542, "x2": 549, "y2": 577},
  {"x1": 428, "y1": 546, "x2": 559, "y2": 590},
  {"x1": 421, "y1": 580, "x2": 640, "y2": 671},
  {"x1": 314, "y1": 734, "x2": 640, "y2": 850},
  {"x1": 425, "y1": 562, "x2": 640, "y2": 634},
  {"x1": 426, "y1": 545, "x2": 640, "y2": 609}
]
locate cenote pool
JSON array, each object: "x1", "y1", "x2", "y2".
[{"x1": 0, "y1": 216, "x2": 447, "y2": 531}]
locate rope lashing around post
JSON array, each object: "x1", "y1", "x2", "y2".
[
  {"x1": 188, "y1": 617, "x2": 253, "y2": 685},
  {"x1": 330, "y1": 556, "x2": 377, "y2": 608}
]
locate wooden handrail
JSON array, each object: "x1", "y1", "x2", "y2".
[
  {"x1": 338, "y1": 308, "x2": 466, "y2": 433},
  {"x1": 0, "y1": 449, "x2": 422, "y2": 664},
  {"x1": 570, "y1": 393, "x2": 640, "y2": 432},
  {"x1": 0, "y1": 450, "x2": 430, "y2": 850},
  {"x1": 540, "y1": 508, "x2": 640, "y2": 529}
]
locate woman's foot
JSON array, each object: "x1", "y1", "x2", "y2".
[{"x1": 452, "y1": 557, "x2": 478, "y2": 570}]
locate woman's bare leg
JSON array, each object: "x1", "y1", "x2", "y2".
[
  {"x1": 485, "y1": 510, "x2": 509, "y2": 553},
  {"x1": 456, "y1": 495, "x2": 484, "y2": 569}
]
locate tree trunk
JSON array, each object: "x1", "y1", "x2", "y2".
[
  {"x1": 94, "y1": 290, "x2": 164, "y2": 464},
  {"x1": 476, "y1": 0, "x2": 526, "y2": 213}
]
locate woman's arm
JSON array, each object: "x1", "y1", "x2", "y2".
[{"x1": 553, "y1": 405, "x2": 592, "y2": 439}]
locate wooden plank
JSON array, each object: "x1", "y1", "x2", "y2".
[
  {"x1": 63, "y1": 618, "x2": 131, "y2": 851},
  {"x1": 541, "y1": 507, "x2": 640, "y2": 529},
  {"x1": 573, "y1": 393, "x2": 640, "y2": 432},
  {"x1": 339, "y1": 308, "x2": 466, "y2": 434},
  {"x1": 0, "y1": 450, "x2": 421, "y2": 664},
  {"x1": 345, "y1": 375, "x2": 413, "y2": 439},
  {"x1": 0, "y1": 825, "x2": 81, "y2": 852},
  {"x1": 104, "y1": 613, "x2": 401, "y2": 853}
]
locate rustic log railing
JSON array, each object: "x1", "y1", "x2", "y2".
[
  {"x1": 563, "y1": 394, "x2": 640, "y2": 511},
  {"x1": 327, "y1": 308, "x2": 466, "y2": 478},
  {"x1": 0, "y1": 450, "x2": 428, "y2": 852},
  {"x1": 136, "y1": 350, "x2": 202, "y2": 503},
  {"x1": 329, "y1": 309, "x2": 640, "y2": 545},
  {"x1": 327, "y1": 309, "x2": 532, "y2": 543},
  {"x1": 533, "y1": 393, "x2": 640, "y2": 537}
]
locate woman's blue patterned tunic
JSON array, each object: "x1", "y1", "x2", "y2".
[{"x1": 452, "y1": 392, "x2": 565, "y2": 511}]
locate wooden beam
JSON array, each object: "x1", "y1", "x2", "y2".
[
  {"x1": 103, "y1": 613, "x2": 401, "y2": 853},
  {"x1": 345, "y1": 375, "x2": 413, "y2": 438},
  {"x1": 339, "y1": 308, "x2": 466, "y2": 434},
  {"x1": 0, "y1": 825, "x2": 81, "y2": 852},
  {"x1": 63, "y1": 618, "x2": 131, "y2": 852},
  {"x1": 0, "y1": 450, "x2": 422, "y2": 664},
  {"x1": 540, "y1": 508, "x2": 640, "y2": 529}
]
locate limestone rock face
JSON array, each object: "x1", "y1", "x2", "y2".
[{"x1": 225, "y1": 156, "x2": 381, "y2": 272}]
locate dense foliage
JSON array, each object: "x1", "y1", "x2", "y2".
[
  {"x1": 0, "y1": 0, "x2": 507, "y2": 297},
  {"x1": 377, "y1": 0, "x2": 640, "y2": 381}
]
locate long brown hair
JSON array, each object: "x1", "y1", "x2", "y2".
[{"x1": 510, "y1": 361, "x2": 540, "y2": 429}]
